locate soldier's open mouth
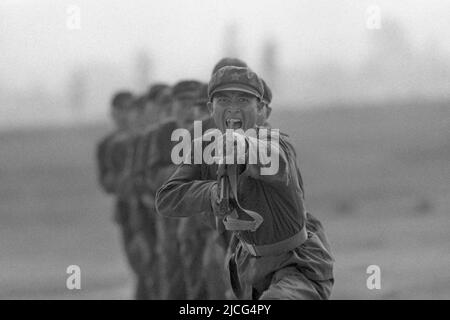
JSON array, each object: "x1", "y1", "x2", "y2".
[{"x1": 226, "y1": 119, "x2": 243, "y2": 129}]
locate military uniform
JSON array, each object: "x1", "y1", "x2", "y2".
[{"x1": 156, "y1": 67, "x2": 334, "y2": 300}]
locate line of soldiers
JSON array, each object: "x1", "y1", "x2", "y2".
[
  {"x1": 97, "y1": 57, "x2": 334, "y2": 300},
  {"x1": 97, "y1": 58, "x2": 255, "y2": 299}
]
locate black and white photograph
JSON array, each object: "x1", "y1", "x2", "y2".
[{"x1": 1, "y1": 0, "x2": 449, "y2": 302}]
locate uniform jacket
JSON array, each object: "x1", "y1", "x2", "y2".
[{"x1": 155, "y1": 128, "x2": 334, "y2": 297}]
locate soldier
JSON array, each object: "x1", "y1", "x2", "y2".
[
  {"x1": 146, "y1": 80, "x2": 203, "y2": 300},
  {"x1": 112, "y1": 96, "x2": 155, "y2": 300},
  {"x1": 96, "y1": 91, "x2": 134, "y2": 194},
  {"x1": 129, "y1": 83, "x2": 174, "y2": 299},
  {"x1": 96, "y1": 91, "x2": 154, "y2": 299},
  {"x1": 117, "y1": 94, "x2": 161, "y2": 300},
  {"x1": 156, "y1": 66, "x2": 334, "y2": 300}
]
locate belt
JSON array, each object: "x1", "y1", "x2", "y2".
[{"x1": 238, "y1": 226, "x2": 309, "y2": 257}]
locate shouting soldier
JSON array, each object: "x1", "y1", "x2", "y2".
[{"x1": 155, "y1": 66, "x2": 334, "y2": 300}]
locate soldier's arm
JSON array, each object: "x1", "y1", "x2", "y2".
[{"x1": 156, "y1": 163, "x2": 216, "y2": 219}]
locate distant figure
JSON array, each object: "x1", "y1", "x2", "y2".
[
  {"x1": 125, "y1": 83, "x2": 174, "y2": 299},
  {"x1": 211, "y1": 57, "x2": 248, "y2": 75},
  {"x1": 96, "y1": 91, "x2": 134, "y2": 194},
  {"x1": 96, "y1": 90, "x2": 154, "y2": 299},
  {"x1": 117, "y1": 94, "x2": 158, "y2": 300}
]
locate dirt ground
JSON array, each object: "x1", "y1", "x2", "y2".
[{"x1": 1, "y1": 99, "x2": 449, "y2": 299}]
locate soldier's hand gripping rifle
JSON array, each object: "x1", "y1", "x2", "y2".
[{"x1": 215, "y1": 121, "x2": 263, "y2": 232}]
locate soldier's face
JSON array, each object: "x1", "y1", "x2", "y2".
[{"x1": 208, "y1": 91, "x2": 263, "y2": 132}]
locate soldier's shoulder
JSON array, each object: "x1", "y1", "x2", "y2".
[
  {"x1": 259, "y1": 128, "x2": 297, "y2": 157},
  {"x1": 278, "y1": 131, "x2": 300, "y2": 160}
]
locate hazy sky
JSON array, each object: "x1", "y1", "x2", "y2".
[{"x1": 1, "y1": 0, "x2": 450, "y2": 92}]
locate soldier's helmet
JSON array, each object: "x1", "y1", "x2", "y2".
[
  {"x1": 208, "y1": 66, "x2": 264, "y2": 101},
  {"x1": 111, "y1": 91, "x2": 133, "y2": 110},
  {"x1": 172, "y1": 80, "x2": 203, "y2": 100},
  {"x1": 147, "y1": 83, "x2": 171, "y2": 103},
  {"x1": 211, "y1": 57, "x2": 248, "y2": 76}
]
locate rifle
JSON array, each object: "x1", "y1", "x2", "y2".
[
  {"x1": 217, "y1": 162, "x2": 231, "y2": 214},
  {"x1": 216, "y1": 120, "x2": 238, "y2": 229},
  {"x1": 215, "y1": 121, "x2": 263, "y2": 232}
]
